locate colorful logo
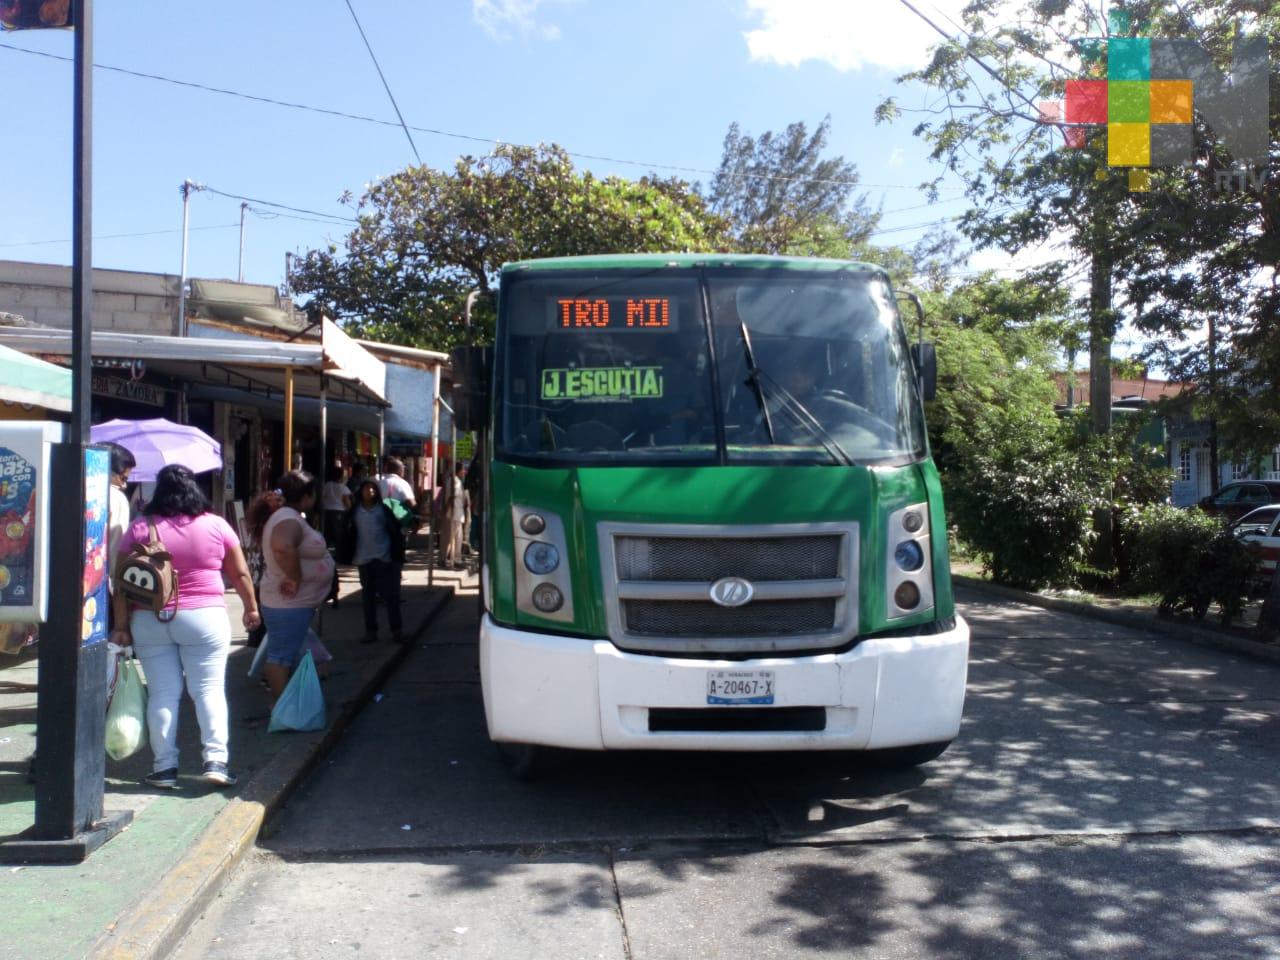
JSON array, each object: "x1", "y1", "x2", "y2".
[{"x1": 1040, "y1": 12, "x2": 1269, "y2": 191}]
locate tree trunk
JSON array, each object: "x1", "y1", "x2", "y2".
[{"x1": 1089, "y1": 250, "x2": 1114, "y2": 573}]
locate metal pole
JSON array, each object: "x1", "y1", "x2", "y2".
[
  {"x1": 177, "y1": 179, "x2": 202, "y2": 337},
  {"x1": 238, "y1": 202, "x2": 248, "y2": 284},
  {"x1": 429, "y1": 361, "x2": 441, "y2": 585},
  {"x1": 28, "y1": 0, "x2": 131, "y2": 856},
  {"x1": 283, "y1": 367, "x2": 295, "y2": 475},
  {"x1": 318, "y1": 377, "x2": 327, "y2": 531}
]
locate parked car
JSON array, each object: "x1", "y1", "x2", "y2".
[
  {"x1": 1198, "y1": 480, "x2": 1280, "y2": 522},
  {"x1": 1233, "y1": 505, "x2": 1280, "y2": 583}
]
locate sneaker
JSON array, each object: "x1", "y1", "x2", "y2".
[
  {"x1": 202, "y1": 762, "x2": 238, "y2": 787},
  {"x1": 144, "y1": 768, "x2": 179, "y2": 789},
  {"x1": 360, "y1": 632, "x2": 378, "y2": 645}
]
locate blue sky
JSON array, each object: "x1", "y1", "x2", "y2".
[{"x1": 1, "y1": 0, "x2": 992, "y2": 291}]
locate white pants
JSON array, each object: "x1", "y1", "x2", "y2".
[{"x1": 130, "y1": 606, "x2": 231, "y2": 772}]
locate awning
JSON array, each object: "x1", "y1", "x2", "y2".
[
  {"x1": 0, "y1": 342, "x2": 71, "y2": 412},
  {"x1": 0, "y1": 325, "x2": 388, "y2": 407}
]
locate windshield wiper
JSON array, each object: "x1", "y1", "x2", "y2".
[
  {"x1": 752, "y1": 365, "x2": 856, "y2": 467},
  {"x1": 738, "y1": 320, "x2": 776, "y2": 444}
]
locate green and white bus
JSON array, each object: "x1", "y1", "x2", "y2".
[{"x1": 452, "y1": 254, "x2": 968, "y2": 774}]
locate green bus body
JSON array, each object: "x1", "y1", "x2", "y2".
[{"x1": 477, "y1": 254, "x2": 968, "y2": 763}]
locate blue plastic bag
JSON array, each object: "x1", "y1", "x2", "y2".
[
  {"x1": 268, "y1": 651, "x2": 326, "y2": 733},
  {"x1": 106, "y1": 652, "x2": 148, "y2": 760}
]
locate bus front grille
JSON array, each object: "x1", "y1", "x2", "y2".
[
  {"x1": 622, "y1": 598, "x2": 837, "y2": 637},
  {"x1": 615, "y1": 535, "x2": 841, "y2": 582},
  {"x1": 599, "y1": 522, "x2": 860, "y2": 656}
]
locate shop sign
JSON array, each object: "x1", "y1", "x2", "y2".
[{"x1": 92, "y1": 374, "x2": 166, "y2": 407}]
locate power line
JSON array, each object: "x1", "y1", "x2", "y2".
[
  {"x1": 0, "y1": 41, "x2": 965, "y2": 194},
  {"x1": 341, "y1": 0, "x2": 421, "y2": 165},
  {"x1": 0, "y1": 222, "x2": 240, "y2": 248},
  {"x1": 201, "y1": 186, "x2": 357, "y2": 223},
  {"x1": 245, "y1": 206, "x2": 354, "y2": 227}
]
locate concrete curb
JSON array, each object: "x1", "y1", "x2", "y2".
[
  {"x1": 954, "y1": 574, "x2": 1280, "y2": 666},
  {"x1": 87, "y1": 588, "x2": 455, "y2": 960}
]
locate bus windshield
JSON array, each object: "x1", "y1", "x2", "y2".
[{"x1": 496, "y1": 267, "x2": 926, "y2": 465}]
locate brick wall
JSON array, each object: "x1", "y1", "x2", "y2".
[{"x1": 0, "y1": 259, "x2": 180, "y2": 334}]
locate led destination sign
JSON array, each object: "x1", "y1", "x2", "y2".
[
  {"x1": 540, "y1": 366, "x2": 664, "y2": 401},
  {"x1": 550, "y1": 297, "x2": 676, "y2": 331}
]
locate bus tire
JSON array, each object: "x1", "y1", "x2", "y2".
[
  {"x1": 495, "y1": 742, "x2": 554, "y2": 780},
  {"x1": 864, "y1": 740, "x2": 952, "y2": 769}
]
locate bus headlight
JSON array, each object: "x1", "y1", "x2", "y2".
[
  {"x1": 531, "y1": 583, "x2": 564, "y2": 613},
  {"x1": 523, "y1": 541, "x2": 560, "y2": 575},
  {"x1": 886, "y1": 502, "x2": 934, "y2": 619},
  {"x1": 520, "y1": 513, "x2": 546, "y2": 535},
  {"x1": 894, "y1": 540, "x2": 925, "y2": 572}
]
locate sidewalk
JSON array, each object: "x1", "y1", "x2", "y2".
[{"x1": 0, "y1": 535, "x2": 474, "y2": 960}]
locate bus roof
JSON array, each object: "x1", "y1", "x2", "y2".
[{"x1": 500, "y1": 253, "x2": 889, "y2": 276}]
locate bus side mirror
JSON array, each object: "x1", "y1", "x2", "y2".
[
  {"x1": 910, "y1": 342, "x2": 937, "y2": 402},
  {"x1": 450, "y1": 345, "x2": 492, "y2": 433}
]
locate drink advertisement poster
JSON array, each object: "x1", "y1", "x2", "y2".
[
  {"x1": 0, "y1": 422, "x2": 57, "y2": 625},
  {"x1": 81, "y1": 446, "x2": 109, "y2": 647}
]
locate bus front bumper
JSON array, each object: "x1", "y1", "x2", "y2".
[{"x1": 480, "y1": 615, "x2": 969, "y2": 752}]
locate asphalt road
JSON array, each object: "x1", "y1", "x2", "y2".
[{"x1": 174, "y1": 588, "x2": 1280, "y2": 959}]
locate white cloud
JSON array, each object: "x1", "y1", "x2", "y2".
[
  {"x1": 887, "y1": 147, "x2": 906, "y2": 168},
  {"x1": 473, "y1": 0, "x2": 565, "y2": 41},
  {"x1": 743, "y1": 0, "x2": 970, "y2": 72}
]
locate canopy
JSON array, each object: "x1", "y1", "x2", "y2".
[{"x1": 0, "y1": 342, "x2": 71, "y2": 412}]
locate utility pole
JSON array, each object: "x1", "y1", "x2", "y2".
[
  {"x1": 238, "y1": 202, "x2": 248, "y2": 283},
  {"x1": 177, "y1": 179, "x2": 204, "y2": 337}
]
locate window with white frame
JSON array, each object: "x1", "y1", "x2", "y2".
[
  {"x1": 1272, "y1": 446, "x2": 1280, "y2": 480},
  {"x1": 1178, "y1": 445, "x2": 1192, "y2": 482},
  {"x1": 1232, "y1": 461, "x2": 1249, "y2": 480}
]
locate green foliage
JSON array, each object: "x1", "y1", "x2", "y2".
[
  {"x1": 880, "y1": 0, "x2": 1280, "y2": 460},
  {"x1": 946, "y1": 413, "x2": 1099, "y2": 590},
  {"x1": 289, "y1": 144, "x2": 727, "y2": 349},
  {"x1": 1122, "y1": 503, "x2": 1255, "y2": 624},
  {"x1": 707, "y1": 116, "x2": 879, "y2": 256}
]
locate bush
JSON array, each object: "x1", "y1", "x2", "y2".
[
  {"x1": 946, "y1": 417, "x2": 1098, "y2": 590},
  {"x1": 1122, "y1": 503, "x2": 1256, "y2": 624}
]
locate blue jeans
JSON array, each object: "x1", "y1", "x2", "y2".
[
  {"x1": 261, "y1": 606, "x2": 315, "y2": 668},
  {"x1": 358, "y1": 560, "x2": 402, "y2": 634}
]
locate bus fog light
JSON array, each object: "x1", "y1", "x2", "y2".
[
  {"x1": 903, "y1": 510, "x2": 924, "y2": 533},
  {"x1": 531, "y1": 583, "x2": 564, "y2": 613},
  {"x1": 523, "y1": 541, "x2": 560, "y2": 574},
  {"x1": 894, "y1": 581, "x2": 921, "y2": 610},
  {"x1": 520, "y1": 513, "x2": 546, "y2": 535},
  {"x1": 894, "y1": 540, "x2": 925, "y2": 571}
]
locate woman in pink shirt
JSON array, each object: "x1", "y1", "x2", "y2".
[{"x1": 110, "y1": 465, "x2": 260, "y2": 790}]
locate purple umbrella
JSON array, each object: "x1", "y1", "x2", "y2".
[{"x1": 90, "y1": 418, "x2": 222, "y2": 482}]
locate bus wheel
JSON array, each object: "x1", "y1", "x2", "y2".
[
  {"x1": 864, "y1": 740, "x2": 952, "y2": 768},
  {"x1": 495, "y1": 742, "x2": 553, "y2": 780}
]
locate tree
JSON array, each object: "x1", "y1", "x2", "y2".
[
  {"x1": 707, "y1": 116, "x2": 880, "y2": 256},
  {"x1": 289, "y1": 144, "x2": 727, "y2": 349},
  {"x1": 879, "y1": 0, "x2": 1280, "y2": 572}
]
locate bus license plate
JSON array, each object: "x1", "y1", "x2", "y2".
[{"x1": 707, "y1": 670, "x2": 775, "y2": 705}]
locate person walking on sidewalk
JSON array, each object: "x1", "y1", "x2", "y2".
[
  {"x1": 109, "y1": 465, "x2": 259, "y2": 790},
  {"x1": 338, "y1": 479, "x2": 406, "y2": 644},
  {"x1": 252, "y1": 471, "x2": 334, "y2": 704},
  {"x1": 320, "y1": 464, "x2": 352, "y2": 548},
  {"x1": 443, "y1": 463, "x2": 469, "y2": 569}
]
